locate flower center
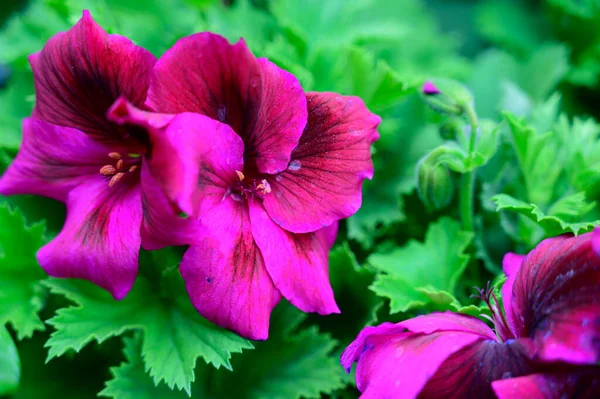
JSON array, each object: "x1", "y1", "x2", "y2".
[
  {"x1": 224, "y1": 170, "x2": 271, "y2": 202},
  {"x1": 99, "y1": 152, "x2": 141, "y2": 187},
  {"x1": 472, "y1": 282, "x2": 514, "y2": 342}
]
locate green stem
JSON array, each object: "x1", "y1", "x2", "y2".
[{"x1": 460, "y1": 105, "x2": 479, "y2": 232}]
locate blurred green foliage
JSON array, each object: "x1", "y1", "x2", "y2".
[{"x1": 1, "y1": 0, "x2": 600, "y2": 398}]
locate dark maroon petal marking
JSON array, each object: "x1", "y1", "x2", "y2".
[
  {"x1": 147, "y1": 33, "x2": 307, "y2": 174},
  {"x1": 505, "y1": 233, "x2": 600, "y2": 364},
  {"x1": 419, "y1": 339, "x2": 536, "y2": 399},
  {"x1": 249, "y1": 201, "x2": 339, "y2": 315},
  {"x1": 36, "y1": 176, "x2": 142, "y2": 300},
  {"x1": 179, "y1": 199, "x2": 281, "y2": 340},
  {"x1": 30, "y1": 11, "x2": 156, "y2": 144},
  {"x1": 0, "y1": 118, "x2": 119, "y2": 202},
  {"x1": 262, "y1": 92, "x2": 380, "y2": 234}
]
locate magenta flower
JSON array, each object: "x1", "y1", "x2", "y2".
[
  {"x1": 0, "y1": 12, "x2": 191, "y2": 299},
  {"x1": 341, "y1": 230, "x2": 600, "y2": 398},
  {"x1": 109, "y1": 32, "x2": 381, "y2": 339}
]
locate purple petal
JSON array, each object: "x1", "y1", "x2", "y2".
[
  {"x1": 108, "y1": 99, "x2": 244, "y2": 217},
  {"x1": 139, "y1": 160, "x2": 201, "y2": 250},
  {"x1": 179, "y1": 198, "x2": 281, "y2": 340},
  {"x1": 492, "y1": 370, "x2": 600, "y2": 399},
  {"x1": 146, "y1": 33, "x2": 307, "y2": 174},
  {"x1": 248, "y1": 200, "x2": 339, "y2": 315},
  {"x1": 341, "y1": 322, "x2": 485, "y2": 399},
  {"x1": 505, "y1": 233, "x2": 600, "y2": 364},
  {"x1": 30, "y1": 11, "x2": 156, "y2": 144},
  {"x1": 262, "y1": 92, "x2": 380, "y2": 234},
  {"x1": 422, "y1": 81, "x2": 441, "y2": 95},
  {"x1": 501, "y1": 252, "x2": 526, "y2": 339},
  {"x1": 0, "y1": 118, "x2": 117, "y2": 202},
  {"x1": 37, "y1": 176, "x2": 142, "y2": 300}
]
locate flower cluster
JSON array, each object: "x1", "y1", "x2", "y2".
[
  {"x1": 0, "y1": 11, "x2": 380, "y2": 340},
  {"x1": 342, "y1": 230, "x2": 600, "y2": 398}
]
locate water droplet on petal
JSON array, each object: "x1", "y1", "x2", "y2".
[
  {"x1": 217, "y1": 104, "x2": 227, "y2": 122},
  {"x1": 288, "y1": 160, "x2": 301, "y2": 171}
]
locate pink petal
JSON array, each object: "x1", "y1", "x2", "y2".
[
  {"x1": 248, "y1": 200, "x2": 339, "y2": 315},
  {"x1": 179, "y1": 198, "x2": 281, "y2": 340},
  {"x1": 341, "y1": 322, "x2": 484, "y2": 399},
  {"x1": 30, "y1": 11, "x2": 156, "y2": 144},
  {"x1": 262, "y1": 92, "x2": 380, "y2": 234},
  {"x1": 37, "y1": 176, "x2": 142, "y2": 300},
  {"x1": 400, "y1": 312, "x2": 497, "y2": 340},
  {"x1": 139, "y1": 160, "x2": 201, "y2": 250},
  {"x1": 506, "y1": 233, "x2": 600, "y2": 364},
  {"x1": 419, "y1": 339, "x2": 535, "y2": 398},
  {"x1": 108, "y1": 99, "x2": 244, "y2": 217},
  {"x1": 146, "y1": 33, "x2": 307, "y2": 174},
  {"x1": 0, "y1": 118, "x2": 117, "y2": 202},
  {"x1": 501, "y1": 252, "x2": 526, "y2": 339},
  {"x1": 492, "y1": 371, "x2": 600, "y2": 399}
]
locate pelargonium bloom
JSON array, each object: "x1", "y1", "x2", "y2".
[
  {"x1": 0, "y1": 12, "x2": 188, "y2": 299},
  {"x1": 341, "y1": 230, "x2": 600, "y2": 398},
  {"x1": 110, "y1": 32, "x2": 381, "y2": 339}
]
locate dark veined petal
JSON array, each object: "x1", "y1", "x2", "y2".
[
  {"x1": 146, "y1": 33, "x2": 307, "y2": 174},
  {"x1": 503, "y1": 232, "x2": 600, "y2": 365},
  {"x1": 262, "y1": 92, "x2": 380, "y2": 234},
  {"x1": 492, "y1": 369, "x2": 600, "y2": 399},
  {"x1": 36, "y1": 176, "x2": 142, "y2": 300},
  {"x1": 418, "y1": 339, "x2": 535, "y2": 399},
  {"x1": 30, "y1": 10, "x2": 156, "y2": 144},
  {"x1": 341, "y1": 323, "x2": 485, "y2": 399},
  {"x1": 180, "y1": 198, "x2": 281, "y2": 340},
  {"x1": 249, "y1": 201, "x2": 340, "y2": 315},
  {"x1": 108, "y1": 98, "x2": 244, "y2": 217},
  {"x1": 0, "y1": 118, "x2": 119, "y2": 202},
  {"x1": 341, "y1": 313, "x2": 502, "y2": 399}
]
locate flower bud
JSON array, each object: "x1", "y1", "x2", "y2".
[
  {"x1": 416, "y1": 152, "x2": 454, "y2": 210},
  {"x1": 421, "y1": 78, "x2": 475, "y2": 119}
]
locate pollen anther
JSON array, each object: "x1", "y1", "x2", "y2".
[
  {"x1": 100, "y1": 165, "x2": 117, "y2": 175},
  {"x1": 108, "y1": 152, "x2": 122, "y2": 159},
  {"x1": 109, "y1": 173, "x2": 125, "y2": 187},
  {"x1": 235, "y1": 170, "x2": 245, "y2": 181}
]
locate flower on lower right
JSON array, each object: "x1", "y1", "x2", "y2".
[{"x1": 341, "y1": 230, "x2": 600, "y2": 399}]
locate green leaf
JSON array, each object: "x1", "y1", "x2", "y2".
[
  {"x1": 213, "y1": 304, "x2": 347, "y2": 399},
  {"x1": 44, "y1": 252, "x2": 253, "y2": 395},
  {"x1": 316, "y1": 244, "x2": 382, "y2": 342},
  {"x1": 0, "y1": 204, "x2": 47, "y2": 339},
  {"x1": 100, "y1": 334, "x2": 187, "y2": 399},
  {"x1": 0, "y1": 326, "x2": 20, "y2": 396},
  {"x1": 504, "y1": 112, "x2": 562, "y2": 207},
  {"x1": 368, "y1": 217, "x2": 474, "y2": 313},
  {"x1": 492, "y1": 193, "x2": 600, "y2": 236},
  {"x1": 0, "y1": 60, "x2": 34, "y2": 151}
]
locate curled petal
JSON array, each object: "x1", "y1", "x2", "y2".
[
  {"x1": 180, "y1": 199, "x2": 281, "y2": 340},
  {"x1": 37, "y1": 177, "x2": 142, "y2": 300},
  {"x1": 30, "y1": 11, "x2": 156, "y2": 143},
  {"x1": 0, "y1": 118, "x2": 116, "y2": 202},
  {"x1": 341, "y1": 321, "x2": 485, "y2": 399},
  {"x1": 108, "y1": 99, "x2": 244, "y2": 217},
  {"x1": 492, "y1": 370, "x2": 600, "y2": 399},
  {"x1": 504, "y1": 233, "x2": 600, "y2": 364},
  {"x1": 501, "y1": 252, "x2": 526, "y2": 339},
  {"x1": 147, "y1": 33, "x2": 307, "y2": 174},
  {"x1": 139, "y1": 160, "x2": 201, "y2": 250},
  {"x1": 263, "y1": 92, "x2": 380, "y2": 233},
  {"x1": 249, "y1": 201, "x2": 339, "y2": 315}
]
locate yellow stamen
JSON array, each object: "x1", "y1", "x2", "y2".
[
  {"x1": 257, "y1": 179, "x2": 271, "y2": 195},
  {"x1": 128, "y1": 165, "x2": 138, "y2": 173},
  {"x1": 100, "y1": 165, "x2": 117, "y2": 175},
  {"x1": 235, "y1": 170, "x2": 245, "y2": 181},
  {"x1": 108, "y1": 152, "x2": 122, "y2": 160},
  {"x1": 109, "y1": 173, "x2": 125, "y2": 187},
  {"x1": 116, "y1": 159, "x2": 124, "y2": 170}
]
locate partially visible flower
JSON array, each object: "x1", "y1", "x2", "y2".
[
  {"x1": 0, "y1": 12, "x2": 192, "y2": 299},
  {"x1": 341, "y1": 230, "x2": 600, "y2": 398},
  {"x1": 109, "y1": 32, "x2": 381, "y2": 339}
]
